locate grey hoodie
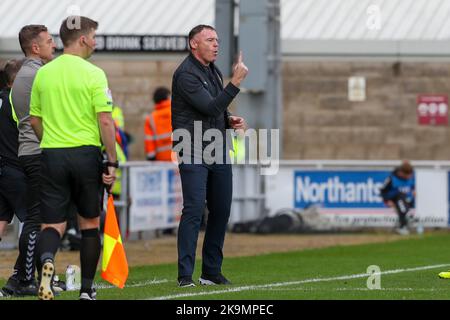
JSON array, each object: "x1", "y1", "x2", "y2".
[{"x1": 11, "y1": 58, "x2": 44, "y2": 156}]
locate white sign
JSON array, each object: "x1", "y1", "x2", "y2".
[
  {"x1": 129, "y1": 166, "x2": 182, "y2": 231},
  {"x1": 348, "y1": 77, "x2": 366, "y2": 102},
  {"x1": 415, "y1": 170, "x2": 448, "y2": 227}
]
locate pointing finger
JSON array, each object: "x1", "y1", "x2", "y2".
[{"x1": 237, "y1": 51, "x2": 243, "y2": 64}]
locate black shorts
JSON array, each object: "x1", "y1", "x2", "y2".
[
  {"x1": 0, "y1": 164, "x2": 27, "y2": 223},
  {"x1": 40, "y1": 146, "x2": 103, "y2": 224}
]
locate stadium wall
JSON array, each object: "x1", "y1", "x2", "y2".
[
  {"x1": 282, "y1": 60, "x2": 450, "y2": 161},
  {"x1": 2, "y1": 56, "x2": 450, "y2": 161}
]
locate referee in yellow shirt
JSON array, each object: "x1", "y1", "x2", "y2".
[{"x1": 30, "y1": 16, "x2": 117, "y2": 300}]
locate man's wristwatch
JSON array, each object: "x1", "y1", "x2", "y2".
[{"x1": 106, "y1": 161, "x2": 119, "y2": 168}]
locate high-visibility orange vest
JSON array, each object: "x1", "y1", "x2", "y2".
[{"x1": 144, "y1": 99, "x2": 173, "y2": 161}]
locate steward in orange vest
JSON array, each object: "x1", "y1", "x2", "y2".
[{"x1": 144, "y1": 87, "x2": 173, "y2": 161}]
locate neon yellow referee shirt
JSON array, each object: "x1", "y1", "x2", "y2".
[{"x1": 30, "y1": 54, "x2": 113, "y2": 148}]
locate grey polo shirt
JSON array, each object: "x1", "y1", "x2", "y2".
[{"x1": 11, "y1": 58, "x2": 44, "y2": 156}]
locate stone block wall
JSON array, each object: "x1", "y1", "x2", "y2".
[
  {"x1": 3, "y1": 56, "x2": 450, "y2": 161},
  {"x1": 282, "y1": 60, "x2": 450, "y2": 160},
  {"x1": 92, "y1": 58, "x2": 184, "y2": 160}
]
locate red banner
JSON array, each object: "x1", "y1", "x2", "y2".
[{"x1": 417, "y1": 95, "x2": 448, "y2": 126}]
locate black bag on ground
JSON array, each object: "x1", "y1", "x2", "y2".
[{"x1": 256, "y1": 210, "x2": 303, "y2": 234}]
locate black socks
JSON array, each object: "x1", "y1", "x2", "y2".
[
  {"x1": 37, "y1": 227, "x2": 61, "y2": 266},
  {"x1": 80, "y1": 228, "x2": 101, "y2": 292}
]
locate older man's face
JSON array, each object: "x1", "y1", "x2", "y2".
[
  {"x1": 36, "y1": 31, "x2": 56, "y2": 63},
  {"x1": 192, "y1": 29, "x2": 219, "y2": 65}
]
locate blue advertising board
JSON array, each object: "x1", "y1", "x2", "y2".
[{"x1": 294, "y1": 171, "x2": 390, "y2": 209}]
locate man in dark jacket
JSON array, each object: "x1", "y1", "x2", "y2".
[
  {"x1": 172, "y1": 24, "x2": 248, "y2": 287},
  {"x1": 0, "y1": 59, "x2": 26, "y2": 239},
  {"x1": 0, "y1": 59, "x2": 28, "y2": 297}
]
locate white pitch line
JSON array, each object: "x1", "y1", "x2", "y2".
[
  {"x1": 262, "y1": 288, "x2": 446, "y2": 292},
  {"x1": 94, "y1": 279, "x2": 169, "y2": 290},
  {"x1": 147, "y1": 263, "x2": 450, "y2": 300}
]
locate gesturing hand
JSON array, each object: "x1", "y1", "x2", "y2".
[
  {"x1": 229, "y1": 116, "x2": 246, "y2": 130},
  {"x1": 231, "y1": 51, "x2": 249, "y2": 87}
]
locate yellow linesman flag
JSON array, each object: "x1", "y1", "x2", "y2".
[{"x1": 101, "y1": 195, "x2": 129, "y2": 288}]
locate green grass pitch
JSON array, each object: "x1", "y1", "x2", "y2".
[{"x1": 3, "y1": 232, "x2": 450, "y2": 300}]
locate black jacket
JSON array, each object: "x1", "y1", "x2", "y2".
[
  {"x1": 380, "y1": 168, "x2": 415, "y2": 203},
  {"x1": 171, "y1": 53, "x2": 240, "y2": 154},
  {"x1": 0, "y1": 88, "x2": 21, "y2": 170}
]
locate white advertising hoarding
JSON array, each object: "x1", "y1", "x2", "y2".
[{"x1": 128, "y1": 166, "x2": 182, "y2": 232}]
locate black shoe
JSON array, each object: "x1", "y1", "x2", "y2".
[
  {"x1": 1, "y1": 276, "x2": 19, "y2": 296},
  {"x1": 199, "y1": 273, "x2": 232, "y2": 285},
  {"x1": 79, "y1": 288, "x2": 97, "y2": 300},
  {"x1": 14, "y1": 280, "x2": 38, "y2": 297},
  {"x1": 178, "y1": 277, "x2": 196, "y2": 288},
  {"x1": 0, "y1": 289, "x2": 9, "y2": 298}
]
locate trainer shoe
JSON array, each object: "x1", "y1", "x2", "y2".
[
  {"x1": 38, "y1": 261, "x2": 55, "y2": 300},
  {"x1": 199, "y1": 273, "x2": 232, "y2": 285},
  {"x1": 79, "y1": 288, "x2": 97, "y2": 300},
  {"x1": 178, "y1": 277, "x2": 196, "y2": 288},
  {"x1": 1, "y1": 275, "x2": 19, "y2": 296},
  {"x1": 438, "y1": 271, "x2": 450, "y2": 279}
]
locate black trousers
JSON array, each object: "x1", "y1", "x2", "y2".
[
  {"x1": 0, "y1": 164, "x2": 27, "y2": 223},
  {"x1": 16, "y1": 154, "x2": 42, "y2": 281},
  {"x1": 177, "y1": 163, "x2": 232, "y2": 278},
  {"x1": 392, "y1": 193, "x2": 412, "y2": 228}
]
